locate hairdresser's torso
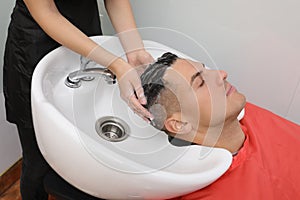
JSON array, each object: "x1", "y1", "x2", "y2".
[
  {"x1": 13, "y1": 0, "x2": 102, "y2": 35},
  {"x1": 3, "y1": 0, "x2": 102, "y2": 127}
]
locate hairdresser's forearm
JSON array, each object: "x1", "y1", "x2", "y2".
[
  {"x1": 23, "y1": 0, "x2": 126, "y2": 72},
  {"x1": 24, "y1": 0, "x2": 136, "y2": 75},
  {"x1": 104, "y1": 0, "x2": 144, "y2": 52},
  {"x1": 104, "y1": 0, "x2": 138, "y2": 32}
]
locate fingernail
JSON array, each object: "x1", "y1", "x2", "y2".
[
  {"x1": 145, "y1": 118, "x2": 153, "y2": 124},
  {"x1": 142, "y1": 118, "x2": 150, "y2": 123},
  {"x1": 140, "y1": 98, "x2": 147, "y2": 105},
  {"x1": 149, "y1": 119, "x2": 156, "y2": 126}
]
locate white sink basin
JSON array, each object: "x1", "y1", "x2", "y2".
[{"x1": 32, "y1": 36, "x2": 232, "y2": 199}]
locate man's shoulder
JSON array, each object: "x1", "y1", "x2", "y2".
[
  {"x1": 242, "y1": 102, "x2": 300, "y2": 142},
  {"x1": 244, "y1": 102, "x2": 299, "y2": 127},
  {"x1": 244, "y1": 102, "x2": 271, "y2": 115}
]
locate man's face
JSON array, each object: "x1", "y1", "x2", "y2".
[{"x1": 163, "y1": 58, "x2": 246, "y2": 131}]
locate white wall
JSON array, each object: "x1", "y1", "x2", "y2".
[
  {"x1": 100, "y1": 0, "x2": 300, "y2": 124},
  {"x1": 0, "y1": 1, "x2": 22, "y2": 175}
]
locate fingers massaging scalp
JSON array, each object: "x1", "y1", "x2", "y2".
[{"x1": 141, "y1": 52, "x2": 179, "y2": 128}]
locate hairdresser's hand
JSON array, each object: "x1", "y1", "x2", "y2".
[
  {"x1": 109, "y1": 58, "x2": 153, "y2": 122},
  {"x1": 126, "y1": 49, "x2": 154, "y2": 75}
]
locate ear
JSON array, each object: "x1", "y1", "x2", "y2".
[{"x1": 164, "y1": 116, "x2": 192, "y2": 135}]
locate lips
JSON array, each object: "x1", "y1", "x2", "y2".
[{"x1": 226, "y1": 83, "x2": 236, "y2": 96}]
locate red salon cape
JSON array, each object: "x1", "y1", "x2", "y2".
[{"x1": 171, "y1": 103, "x2": 300, "y2": 200}]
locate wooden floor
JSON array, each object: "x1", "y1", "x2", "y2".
[
  {"x1": 0, "y1": 179, "x2": 21, "y2": 200},
  {"x1": 0, "y1": 179, "x2": 56, "y2": 200},
  {"x1": 0, "y1": 158, "x2": 56, "y2": 200}
]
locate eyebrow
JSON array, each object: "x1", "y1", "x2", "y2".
[{"x1": 190, "y1": 71, "x2": 203, "y2": 86}]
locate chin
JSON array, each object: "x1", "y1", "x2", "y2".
[
  {"x1": 237, "y1": 92, "x2": 247, "y2": 107},
  {"x1": 227, "y1": 92, "x2": 246, "y2": 119}
]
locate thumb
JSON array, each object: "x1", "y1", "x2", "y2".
[{"x1": 132, "y1": 80, "x2": 147, "y2": 105}]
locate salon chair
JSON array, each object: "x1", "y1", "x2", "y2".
[{"x1": 44, "y1": 170, "x2": 104, "y2": 200}]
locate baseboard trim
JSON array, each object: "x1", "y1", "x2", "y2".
[{"x1": 0, "y1": 158, "x2": 22, "y2": 195}]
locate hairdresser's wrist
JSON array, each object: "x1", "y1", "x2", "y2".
[{"x1": 107, "y1": 57, "x2": 132, "y2": 78}]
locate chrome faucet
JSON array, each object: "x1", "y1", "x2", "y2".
[{"x1": 65, "y1": 56, "x2": 116, "y2": 88}]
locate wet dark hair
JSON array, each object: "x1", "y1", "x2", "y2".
[
  {"x1": 141, "y1": 52, "x2": 178, "y2": 109},
  {"x1": 140, "y1": 52, "x2": 179, "y2": 129}
]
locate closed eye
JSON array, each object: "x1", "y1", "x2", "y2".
[
  {"x1": 199, "y1": 78, "x2": 205, "y2": 87},
  {"x1": 190, "y1": 71, "x2": 205, "y2": 87}
]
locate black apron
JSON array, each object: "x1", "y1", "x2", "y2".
[{"x1": 3, "y1": 0, "x2": 102, "y2": 128}]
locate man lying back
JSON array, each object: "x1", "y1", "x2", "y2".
[{"x1": 140, "y1": 52, "x2": 300, "y2": 200}]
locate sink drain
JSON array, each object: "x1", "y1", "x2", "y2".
[{"x1": 95, "y1": 116, "x2": 130, "y2": 142}]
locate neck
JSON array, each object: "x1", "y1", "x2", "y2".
[
  {"x1": 194, "y1": 119, "x2": 245, "y2": 154},
  {"x1": 219, "y1": 119, "x2": 245, "y2": 153}
]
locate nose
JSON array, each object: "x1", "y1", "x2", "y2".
[{"x1": 218, "y1": 70, "x2": 228, "y2": 80}]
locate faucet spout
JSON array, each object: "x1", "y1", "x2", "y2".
[{"x1": 65, "y1": 67, "x2": 116, "y2": 88}]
